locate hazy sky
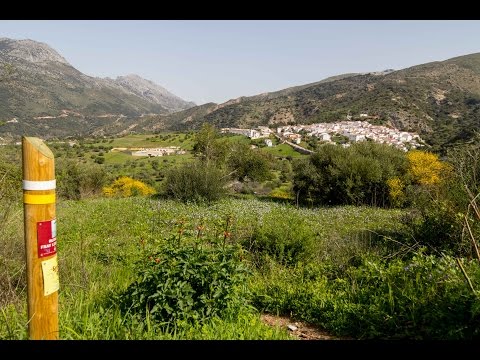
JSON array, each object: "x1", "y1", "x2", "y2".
[{"x1": 1, "y1": 20, "x2": 480, "y2": 105}]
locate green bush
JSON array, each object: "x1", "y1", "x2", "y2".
[
  {"x1": 0, "y1": 154, "x2": 21, "y2": 202},
  {"x1": 56, "y1": 159, "x2": 110, "y2": 200},
  {"x1": 227, "y1": 142, "x2": 273, "y2": 182},
  {"x1": 251, "y1": 251, "x2": 480, "y2": 339},
  {"x1": 163, "y1": 160, "x2": 227, "y2": 203},
  {"x1": 293, "y1": 142, "x2": 407, "y2": 207},
  {"x1": 244, "y1": 207, "x2": 318, "y2": 266},
  {"x1": 116, "y1": 234, "x2": 250, "y2": 327}
]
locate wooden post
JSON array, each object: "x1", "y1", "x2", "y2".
[{"x1": 22, "y1": 137, "x2": 59, "y2": 340}]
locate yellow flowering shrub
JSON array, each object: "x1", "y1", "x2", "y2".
[
  {"x1": 406, "y1": 150, "x2": 450, "y2": 186},
  {"x1": 386, "y1": 177, "x2": 405, "y2": 207},
  {"x1": 103, "y1": 176, "x2": 156, "y2": 197}
]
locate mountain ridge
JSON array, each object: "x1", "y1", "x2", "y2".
[
  {"x1": 139, "y1": 52, "x2": 480, "y2": 151},
  {"x1": 2, "y1": 37, "x2": 480, "y2": 151},
  {"x1": 0, "y1": 37, "x2": 195, "y2": 139}
]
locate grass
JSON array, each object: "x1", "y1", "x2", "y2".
[
  {"x1": 89, "y1": 133, "x2": 196, "y2": 150},
  {"x1": 2, "y1": 196, "x2": 479, "y2": 339},
  {"x1": 261, "y1": 143, "x2": 308, "y2": 158},
  {"x1": 0, "y1": 196, "x2": 405, "y2": 340}
]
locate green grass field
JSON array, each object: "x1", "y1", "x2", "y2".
[
  {"x1": 90, "y1": 132, "x2": 196, "y2": 150},
  {"x1": 261, "y1": 143, "x2": 308, "y2": 158},
  {"x1": 0, "y1": 197, "x2": 405, "y2": 340}
]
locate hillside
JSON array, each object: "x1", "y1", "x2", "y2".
[
  {"x1": 0, "y1": 38, "x2": 194, "y2": 140},
  {"x1": 3, "y1": 37, "x2": 480, "y2": 150},
  {"x1": 150, "y1": 53, "x2": 480, "y2": 150}
]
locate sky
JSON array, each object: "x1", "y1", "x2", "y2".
[{"x1": 1, "y1": 20, "x2": 480, "y2": 105}]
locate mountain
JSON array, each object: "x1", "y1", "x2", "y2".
[
  {"x1": 3, "y1": 38, "x2": 480, "y2": 151},
  {"x1": 0, "y1": 38, "x2": 194, "y2": 139},
  {"x1": 139, "y1": 54, "x2": 480, "y2": 151},
  {"x1": 108, "y1": 74, "x2": 195, "y2": 112}
]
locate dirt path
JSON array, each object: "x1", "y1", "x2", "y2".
[{"x1": 260, "y1": 314, "x2": 354, "y2": 340}]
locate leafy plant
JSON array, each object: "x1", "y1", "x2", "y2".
[
  {"x1": 103, "y1": 176, "x2": 156, "y2": 197},
  {"x1": 163, "y1": 160, "x2": 227, "y2": 203},
  {"x1": 116, "y1": 232, "x2": 250, "y2": 328},
  {"x1": 245, "y1": 207, "x2": 317, "y2": 267}
]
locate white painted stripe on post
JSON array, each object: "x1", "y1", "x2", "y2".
[{"x1": 22, "y1": 180, "x2": 56, "y2": 191}]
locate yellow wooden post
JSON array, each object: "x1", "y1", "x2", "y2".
[{"x1": 22, "y1": 137, "x2": 59, "y2": 340}]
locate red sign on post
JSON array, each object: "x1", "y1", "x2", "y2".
[{"x1": 37, "y1": 219, "x2": 57, "y2": 258}]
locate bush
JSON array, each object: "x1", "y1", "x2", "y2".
[
  {"x1": 251, "y1": 251, "x2": 480, "y2": 339},
  {"x1": 57, "y1": 159, "x2": 110, "y2": 200},
  {"x1": 268, "y1": 188, "x2": 294, "y2": 200},
  {"x1": 103, "y1": 176, "x2": 156, "y2": 198},
  {"x1": 402, "y1": 142, "x2": 480, "y2": 256},
  {"x1": 163, "y1": 161, "x2": 227, "y2": 203},
  {"x1": 116, "y1": 234, "x2": 250, "y2": 327},
  {"x1": 244, "y1": 208, "x2": 318, "y2": 267},
  {"x1": 293, "y1": 142, "x2": 407, "y2": 207},
  {"x1": 227, "y1": 143, "x2": 273, "y2": 182},
  {"x1": 0, "y1": 154, "x2": 21, "y2": 202}
]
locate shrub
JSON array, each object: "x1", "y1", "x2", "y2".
[
  {"x1": 251, "y1": 251, "x2": 480, "y2": 339},
  {"x1": 103, "y1": 176, "x2": 156, "y2": 197},
  {"x1": 268, "y1": 188, "x2": 294, "y2": 200},
  {"x1": 227, "y1": 143, "x2": 273, "y2": 182},
  {"x1": 386, "y1": 177, "x2": 406, "y2": 207},
  {"x1": 406, "y1": 150, "x2": 450, "y2": 186},
  {"x1": 402, "y1": 143, "x2": 480, "y2": 256},
  {"x1": 57, "y1": 159, "x2": 110, "y2": 200},
  {"x1": 116, "y1": 234, "x2": 250, "y2": 327},
  {"x1": 245, "y1": 208, "x2": 318, "y2": 267},
  {"x1": 293, "y1": 142, "x2": 407, "y2": 207},
  {"x1": 163, "y1": 161, "x2": 227, "y2": 203}
]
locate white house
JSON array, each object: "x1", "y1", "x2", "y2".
[
  {"x1": 248, "y1": 129, "x2": 261, "y2": 139},
  {"x1": 346, "y1": 133, "x2": 366, "y2": 142},
  {"x1": 264, "y1": 139, "x2": 273, "y2": 147},
  {"x1": 399, "y1": 132, "x2": 413, "y2": 142}
]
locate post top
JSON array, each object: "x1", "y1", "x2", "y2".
[{"x1": 23, "y1": 137, "x2": 54, "y2": 159}]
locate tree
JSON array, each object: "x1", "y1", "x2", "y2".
[
  {"x1": 192, "y1": 123, "x2": 228, "y2": 166},
  {"x1": 163, "y1": 160, "x2": 227, "y2": 203},
  {"x1": 227, "y1": 142, "x2": 273, "y2": 182}
]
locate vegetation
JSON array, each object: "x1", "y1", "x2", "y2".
[
  {"x1": 103, "y1": 176, "x2": 156, "y2": 198},
  {"x1": 116, "y1": 229, "x2": 250, "y2": 327},
  {"x1": 293, "y1": 142, "x2": 408, "y2": 207},
  {"x1": 1, "y1": 127, "x2": 480, "y2": 340},
  {"x1": 163, "y1": 161, "x2": 228, "y2": 203},
  {"x1": 7, "y1": 51, "x2": 480, "y2": 153},
  {"x1": 56, "y1": 159, "x2": 110, "y2": 200}
]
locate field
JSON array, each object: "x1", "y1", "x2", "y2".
[
  {"x1": 0, "y1": 197, "x2": 406, "y2": 339},
  {"x1": 2, "y1": 131, "x2": 480, "y2": 341},
  {"x1": 261, "y1": 143, "x2": 307, "y2": 158}
]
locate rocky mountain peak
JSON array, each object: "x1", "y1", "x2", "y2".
[
  {"x1": 114, "y1": 74, "x2": 195, "y2": 111},
  {"x1": 0, "y1": 38, "x2": 69, "y2": 65}
]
